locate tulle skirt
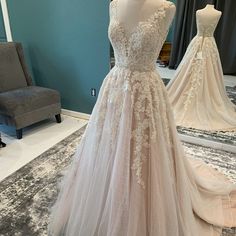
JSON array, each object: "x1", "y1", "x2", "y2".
[
  {"x1": 48, "y1": 66, "x2": 236, "y2": 236},
  {"x1": 167, "y1": 35, "x2": 236, "y2": 131}
]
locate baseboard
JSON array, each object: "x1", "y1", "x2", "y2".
[
  {"x1": 61, "y1": 109, "x2": 90, "y2": 120},
  {"x1": 179, "y1": 134, "x2": 236, "y2": 154}
]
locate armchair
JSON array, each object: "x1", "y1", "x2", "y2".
[{"x1": 0, "y1": 42, "x2": 61, "y2": 139}]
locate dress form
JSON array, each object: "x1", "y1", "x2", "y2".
[
  {"x1": 196, "y1": 4, "x2": 221, "y2": 37},
  {"x1": 167, "y1": 4, "x2": 236, "y2": 131},
  {"x1": 116, "y1": 0, "x2": 175, "y2": 37},
  {"x1": 48, "y1": 1, "x2": 236, "y2": 234}
]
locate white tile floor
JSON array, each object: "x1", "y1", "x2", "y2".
[{"x1": 0, "y1": 115, "x2": 88, "y2": 182}]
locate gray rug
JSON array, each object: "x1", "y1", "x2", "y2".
[
  {"x1": 162, "y1": 78, "x2": 236, "y2": 146},
  {"x1": 0, "y1": 126, "x2": 86, "y2": 236},
  {"x1": 0, "y1": 125, "x2": 235, "y2": 236}
]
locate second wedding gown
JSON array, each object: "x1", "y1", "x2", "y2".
[
  {"x1": 49, "y1": 1, "x2": 236, "y2": 236},
  {"x1": 167, "y1": 9, "x2": 236, "y2": 131}
]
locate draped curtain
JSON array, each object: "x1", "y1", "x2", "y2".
[{"x1": 169, "y1": 0, "x2": 236, "y2": 75}]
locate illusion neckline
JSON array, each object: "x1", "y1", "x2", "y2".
[
  {"x1": 111, "y1": 0, "x2": 166, "y2": 56},
  {"x1": 112, "y1": 0, "x2": 166, "y2": 37}
]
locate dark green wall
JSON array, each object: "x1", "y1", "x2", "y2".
[
  {"x1": 7, "y1": 0, "x2": 110, "y2": 113},
  {"x1": 0, "y1": 4, "x2": 6, "y2": 41}
]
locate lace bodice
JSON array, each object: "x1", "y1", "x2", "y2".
[
  {"x1": 109, "y1": 0, "x2": 175, "y2": 72},
  {"x1": 196, "y1": 11, "x2": 221, "y2": 37}
]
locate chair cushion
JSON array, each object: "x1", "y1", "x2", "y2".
[
  {"x1": 0, "y1": 43, "x2": 27, "y2": 92},
  {"x1": 0, "y1": 86, "x2": 60, "y2": 116}
]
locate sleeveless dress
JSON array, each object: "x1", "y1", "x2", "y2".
[
  {"x1": 167, "y1": 11, "x2": 236, "y2": 131},
  {"x1": 48, "y1": 2, "x2": 236, "y2": 236}
]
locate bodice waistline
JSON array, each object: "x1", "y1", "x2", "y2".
[
  {"x1": 196, "y1": 33, "x2": 214, "y2": 38},
  {"x1": 115, "y1": 63, "x2": 156, "y2": 73}
]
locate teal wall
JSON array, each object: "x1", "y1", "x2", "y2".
[
  {"x1": 7, "y1": 0, "x2": 110, "y2": 113},
  {"x1": 166, "y1": 0, "x2": 177, "y2": 42},
  {"x1": 0, "y1": 4, "x2": 6, "y2": 41}
]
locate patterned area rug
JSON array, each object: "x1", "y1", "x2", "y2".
[
  {"x1": 0, "y1": 125, "x2": 235, "y2": 236},
  {"x1": 163, "y1": 78, "x2": 236, "y2": 145}
]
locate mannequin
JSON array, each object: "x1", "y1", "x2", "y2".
[
  {"x1": 48, "y1": 1, "x2": 236, "y2": 235},
  {"x1": 116, "y1": 0, "x2": 175, "y2": 37},
  {"x1": 196, "y1": 4, "x2": 221, "y2": 34},
  {"x1": 167, "y1": 3, "x2": 236, "y2": 131}
]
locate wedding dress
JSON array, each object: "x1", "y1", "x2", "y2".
[
  {"x1": 48, "y1": 1, "x2": 236, "y2": 235},
  {"x1": 167, "y1": 9, "x2": 236, "y2": 131}
]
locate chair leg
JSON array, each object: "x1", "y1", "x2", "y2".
[
  {"x1": 0, "y1": 133, "x2": 6, "y2": 147},
  {"x1": 16, "y1": 129, "x2": 23, "y2": 139},
  {"x1": 55, "y1": 114, "x2": 61, "y2": 123}
]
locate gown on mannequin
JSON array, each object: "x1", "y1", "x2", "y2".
[
  {"x1": 48, "y1": 1, "x2": 236, "y2": 235},
  {"x1": 167, "y1": 6, "x2": 236, "y2": 131}
]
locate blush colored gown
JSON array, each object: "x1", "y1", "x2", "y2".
[
  {"x1": 48, "y1": 1, "x2": 236, "y2": 235},
  {"x1": 167, "y1": 9, "x2": 236, "y2": 131}
]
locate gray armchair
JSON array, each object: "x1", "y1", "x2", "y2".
[{"x1": 0, "y1": 42, "x2": 61, "y2": 139}]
